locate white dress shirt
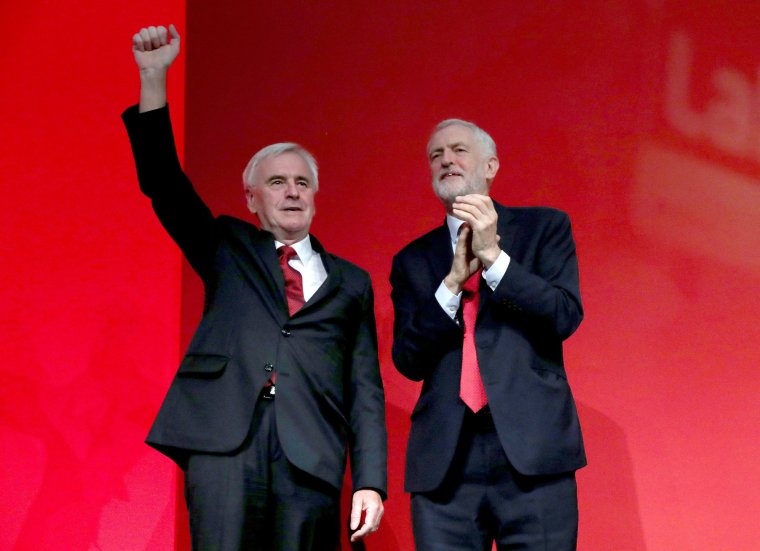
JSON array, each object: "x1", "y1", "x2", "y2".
[
  {"x1": 275, "y1": 236, "x2": 327, "y2": 302},
  {"x1": 435, "y1": 214, "x2": 511, "y2": 319}
]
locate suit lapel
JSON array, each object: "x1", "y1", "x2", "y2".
[
  {"x1": 493, "y1": 201, "x2": 517, "y2": 257},
  {"x1": 428, "y1": 222, "x2": 455, "y2": 283},
  {"x1": 297, "y1": 234, "x2": 342, "y2": 314},
  {"x1": 248, "y1": 227, "x2": 290, "y2": 322}
]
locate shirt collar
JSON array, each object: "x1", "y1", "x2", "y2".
[
  {"x1": 275, "y1": 235, "x2": 314, "y2": 263},
  {"x1": 446, "y1": 214, "x2": 465, "y2": 246}
]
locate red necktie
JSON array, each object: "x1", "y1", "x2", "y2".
[
  {"x1": 460, "y1": 269, "x2": 488, "y2": 412},
  {"x1": 278, "y1": 245, "x2": 305, "y2": 316},
  {"x1": 263, "y1": 246, "x2": 305, "y2": 395}
]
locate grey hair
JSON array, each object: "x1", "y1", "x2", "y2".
[
  {"x1": 428, "y1": 119, "x2": 497, "y2": 159},
  {"x1": 242, "y1": 142, "x2": 319, "y2": 191}
]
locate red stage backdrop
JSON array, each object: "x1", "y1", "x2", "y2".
[
  {"x1": 0, "y1": 1, "x2": 185, "y2": 549},
  {"x1": 3, "y1": 1, "x2": 759, "y2": 550}
]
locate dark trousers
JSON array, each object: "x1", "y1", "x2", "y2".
[
  {"x1": 183, "y1": 397, "x2": 340, "y2": 551},
  {"x1": 411, "y1": 410, "x2": 578, "y2": 551}
]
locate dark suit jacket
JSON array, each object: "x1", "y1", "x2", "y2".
[
  {"x1": 390, "y1": 202, "x2": 585, "y2": 493},
  {"x1": 122, "y1": 105, "x2": 387, "y2": 496}
]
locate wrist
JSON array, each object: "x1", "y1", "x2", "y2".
[
  {"x1": 479, "y1": 245, "x2": 501, "y2": 270},
  {"x1": 443, "y1": 273, "x2": 464, "y2": 295},
  {"x1": 139, "y1": 67, "x2": 168, "y2": 82}
]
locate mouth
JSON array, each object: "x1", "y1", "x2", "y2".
[
  {"x1": 282, "y1": 206, "x2": 303, "y2": 212},
  {"x1": 440, "y1": 171, "x2": 463, "y2": 182}
]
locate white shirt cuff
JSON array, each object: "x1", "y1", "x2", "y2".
[
  {"x1": 483, "y1": 251, "x2": 510, "y2": 291},
  {"x1": 435, "y1": 281, "x2": 461, "y2": 320}
]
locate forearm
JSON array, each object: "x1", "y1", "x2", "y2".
[
  {"x1": 490, "y1": 213, "x2": 582, "y2": 338},
  {"x1": 392, "y1": 292, "x2": 462, "y2": 381},
  {"x1": 122, "y1": 104, "x2": 217, "y2": 277},
  {"x1": 390, "y1": 258, "x2": 462, "y2": 380},
  {"x1": 139, "y1": 69, "x2": 168, "y2": 112},
  {"x1": 348, "y1": 282, "x2": 388, "y2": 496},
  {"x1": 122, "y1": 105, "x2": 183, "y2": 196},
  {"x1": 490, "y1": 260, "x2": 583, "y2": 339}
]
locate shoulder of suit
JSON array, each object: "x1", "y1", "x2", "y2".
[
  {"x1": 394, "y1": 224, "x2": 447, "y2": 259},
  {"x1": 498, "y1": 204, "x2": 570, "y2": 222},
  {"x1": 216, "y1": 214, "x2": 259, "y2": 233},
  {"x1": 326, "y1": 252, "x2": 371, "y2": 280}
]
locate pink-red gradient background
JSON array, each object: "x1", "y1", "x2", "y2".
[
  {"x1": 0, "y1": 1, "x2": 185, "y2": 549},
  {"x1": 2, "y1": 1, "x2": 759, "y2": 550}
]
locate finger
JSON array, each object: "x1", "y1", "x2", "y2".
[
  {"x1": 454, "y1": 194, "x2": 494, "y2": 217},
  {"x1": 157, "y1": 25, "x2": 168, "y2": 46},
  {"x1": 353, "y1": 504, "x2": 382, "y2": 541},
  {"x1": 349, "y1": 495, "x2": 363, "y2": 530},
  {"x1": 133, "y1": 32, "x2": 145, "y2": 52},
  {"x1": 147, "y1": 26, "x2": 161, "y2": 49},
  {"x1": 453, "y1": 203, "x2": 478, "y2": 218},
  {"x1": 138, "y1": 27, "x2": 152, "y2": 50},
  {"x1": 350, "y1": 519, "x2": 373, "y2": 542},
  {"x1": 454, "y1": 197, "x2": 492, "y2": 218},
  {"x1": 455, "y1": 225, "x2": 473, "y2": 254},
  {"x1": 452, "y1": 207, "x2": 477, "y2": 226},
  {"x1": 169, "y1": 23, "x2": 181, "y2": 42},
  {"x1": 365, "y1": 501, "x2": 383, "y2": 531},
  {"x1": 456, "y1": 193, "x2": 491, "y2": 205}
]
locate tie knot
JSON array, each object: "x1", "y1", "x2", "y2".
[
  {"x1": 278, "y1": 245, "x2": 297, "y2": 262},
  {"x1": 463, "y1": 270, "x2": 481, "y2": 294}
]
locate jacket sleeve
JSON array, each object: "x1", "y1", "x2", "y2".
[
  {"x1": 390, "y1": 252, "x2": 463, "y2": 382},
  {"x1": 490, "y1": 210, "x2": 583, "y2": 340},
  {"x1": 346, "y1": 276, "x2": 388, "y2": 498},
  {"x1": 122, "y1": 104, "x2": 218, "y2": 280}
]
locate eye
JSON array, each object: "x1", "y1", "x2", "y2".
[
  {"x1": 297, "y1": 178, "x2": 310, "y2": 188},
  {"x1": 269, "y1": 178, "x2": 284, "y2": 186}
]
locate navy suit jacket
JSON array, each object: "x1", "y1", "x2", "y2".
[
  {"x1": 391, "y1": 202, "x2": 585, "y2": 493},
  {"x1": 122, "y1": 105, "x2": 387, "y2": 496}
]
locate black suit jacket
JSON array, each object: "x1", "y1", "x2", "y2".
[
  {"x1": 391, "y1": 202, "x2": 585, "y2": 493},
  {"x1": 122, "y1": 105, "x2": 387, "y2": 496}
]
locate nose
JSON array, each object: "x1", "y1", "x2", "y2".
[
  {"x1": 441, "y1": 148, "x2": 455, "y2": 166},
  {"x1": 285, "y1": 179, "x2": 300, "y2": 197}
]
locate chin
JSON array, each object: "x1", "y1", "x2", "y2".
[
  {"x1": 433, "y1": 184, "x2": 463, "y2": 203},
  {"x1": 281, "y1": 224, "x2": 309, "y2": 238}
]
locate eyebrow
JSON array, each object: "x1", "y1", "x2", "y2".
[
  {"x1": 429, "y1": 142, "x2": 469, "y2": 156},
  {"x1": 265, "y1": 174, "x2": 310, "y2": 183}
]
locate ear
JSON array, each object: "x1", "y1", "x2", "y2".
[
  {"x1": 245, "y1": 187, "x2": 258, "y2": 214},
  {"x1": 485, "y1": 155, "x2": 500, "y2": 182}
]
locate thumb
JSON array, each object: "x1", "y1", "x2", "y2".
[{"x1": 168, "y1": 24, "x2": 181, "y2": 42}]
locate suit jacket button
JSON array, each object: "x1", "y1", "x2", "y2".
[
  {"x1": 264, "y1": 363, "x2": 274, "y2": 372},
  {"x1": 281, "y1": 329, "x2": 291, "y2": 337}
]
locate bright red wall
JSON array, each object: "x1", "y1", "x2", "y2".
[
  {"x1": 4, "y1": 2, "x2": 759, "y2": 550},
  {"x1": 182, "y1": 1, "x2": 760, "y2": 550},
  {"x1": 0, "y1": 2, "x2": 185, "y2": 549}
]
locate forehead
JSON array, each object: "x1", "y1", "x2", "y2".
[
  {"x1": 428, "y1": 124, "x2": 477, "y2": 152},
  {"x1": 255, "y1": 152, "x2": 311, "y2": 180}
]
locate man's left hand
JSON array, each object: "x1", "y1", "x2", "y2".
[
  {"x1": 349, "y1": 489, "x2": 384, "y2": 542},
  {"x1": 452, "y1": 194, "x2": 501, "y2": 268}
]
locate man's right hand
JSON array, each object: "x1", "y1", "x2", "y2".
[
  {"x1": 132, "y1": 24, "x2": 180, "y2": 74},
  {"x1": 132, "y1": 24, "x2": 180, "y2": 112},
  {"x1": 443, "y1": 223, "x2": 482, "y2": 295}
]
